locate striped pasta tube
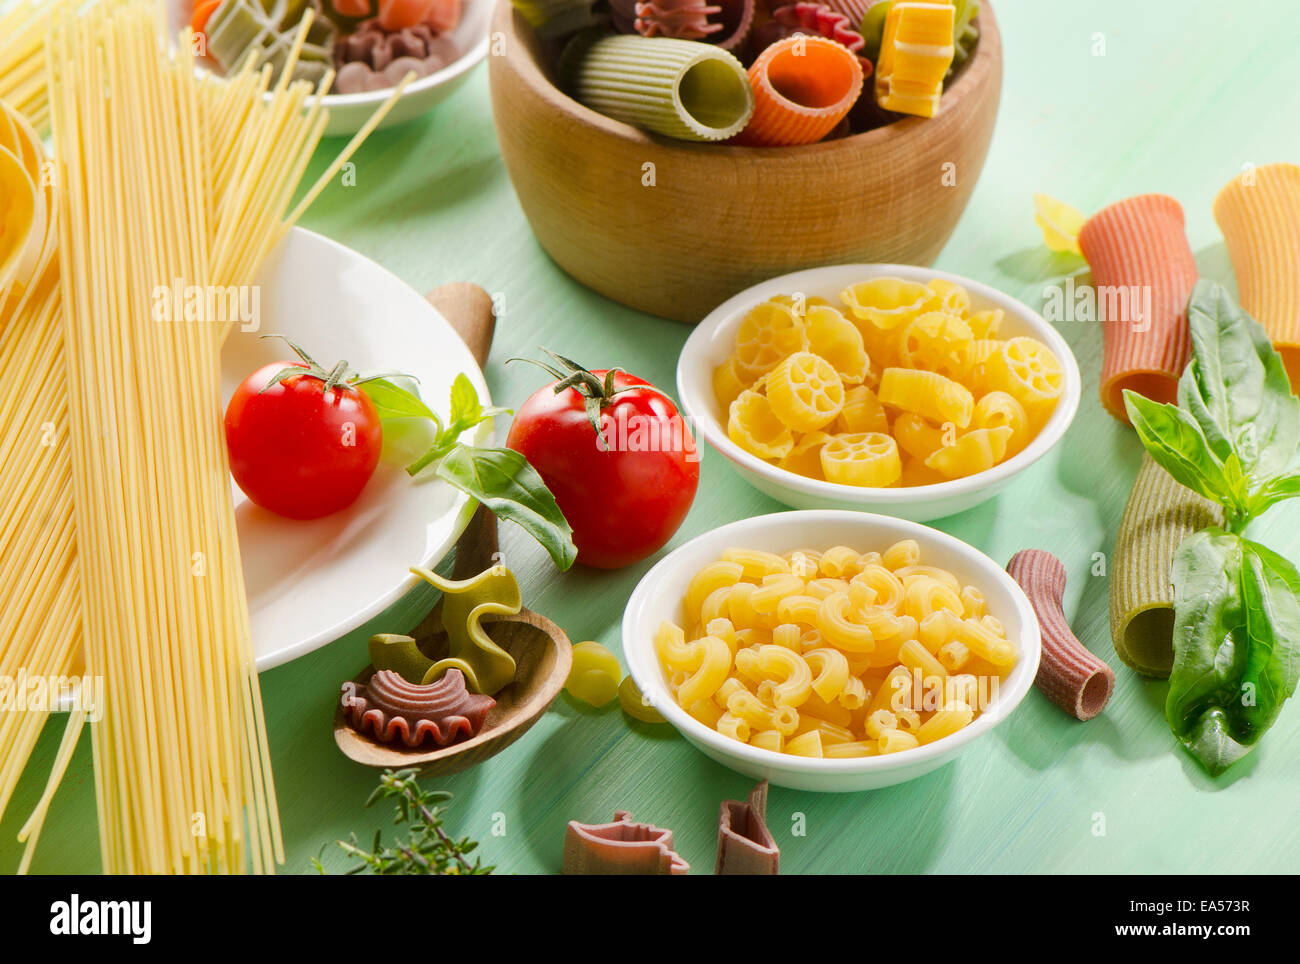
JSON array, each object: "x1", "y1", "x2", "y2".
[
  {"x1": 1109, "y1": 455, "x2": 1222, "y2": 677},
  {"x1": 1212, "y1": 163, "x2": 1300, "y2": 389},
  {"x1": 563, "y1": 33, "x2": 755, "y2": 141},
  {"x1": 1006, "y1": 549, "x2": 1114, "y2": 721},
  {"x1": 1077, "y1": 194, "x2": 1197, "y2": 424},
  {"x1": 734, "y1": 35, "x2": 864, "y2": 146}
]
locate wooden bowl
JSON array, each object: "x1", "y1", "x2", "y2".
[{"x1": 488, "y1": 1, "x2": 1004, "y2": 323}]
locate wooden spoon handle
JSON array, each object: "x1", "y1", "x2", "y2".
[{"x1": 423, "y1": 283, "x2": 500, "y2": 582}]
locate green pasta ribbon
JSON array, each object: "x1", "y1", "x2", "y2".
[
  {"x1": 409, "y1": 565, "x2": 523, "y2": 695},
  {"x1": 562, "y1": 32, "x2": 755, "y2": 142}
]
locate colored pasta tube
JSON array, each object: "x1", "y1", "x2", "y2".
[
  {"x1": 563, "y1": 33, "x2": 754, "y2": 141},
  {"x1": 735, "y1": 35, "x2": 864, "y2": 147},
  {"x1": 1005, "y1": 550, "x2": 1114, "y2": 721},
  {"x1": 1110, "y1": 455, "x2": 1222, "y2": 677},
  {"x1": 1212, "y1": 163, "x2": 1300, "y2": 387},
  {"x1": 1076, "y1": 194, "x2": 1197, "y2": 423},
  {"x1": 716, "y1": 781, "x2": 779, "y2": 875},
  {"x1": 873, "y1": 1, "x2": 954, "y2": 118}
]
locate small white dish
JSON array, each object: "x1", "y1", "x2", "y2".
[
  {"x1": 226, "y1": 227, "x2": 491, "y2": 670},
  {"x1": 676, "y1": 264, "x2": 1082, "y2": 522},
  {"x1": 622, "y1": 510, "x2": 1042, "y2": 792},
  {"x1": 166, "y1": 0, "x2": 490, "y2": 137}
]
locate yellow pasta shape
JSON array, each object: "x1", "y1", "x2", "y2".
[
  {"x1": 818, "y1": 545, "x2": 863, "y2": 579},
  {"x1": 879, "y1": 367, "x2": 974, "y2": 429},
  {"x1": 837, "y1": 675, "x2": 869, "y2": 709},
  {"x1": 793, "y1": 717, "x2": 856, "y2": 745},
  {"x1": 956, "y1": 617, "x2": 1016, "y2": 667},
  {"x1": 959, "y1": 585, "x2": 986, "y2": 618},
  {"x1": 852, "y1": 563, "x2": 904, "y2": 612},
  {"x1": 924, "y1": 426, "x2": 1013, "y2": 479},
  {"x1": 983, "y1": 336, "x2": 1064, "y2": 409},
  {"x1": 750, "y1": 729, "x2": 784, "y2": 753},
  {"x1": 805, "y1": 304, "x2": 870, "y2": 382},
  {"x1": 840, "y1": 277, "x2": 936, "y2": 330},
  {"x1": 776, "y1": 593, "x2": 822, "y2": 626},
  {"x1": 834, "y1": 384, "x2": 891, "y2": 435},
  {"x1": 729, "y1": 390, "x2": 795, "y2": 459},
  {"x1": 771, "y1": 623, "x2": 802, "y2": 651},
  {"x1": 739, "y1": 645, "x2": 813, "y2": 707},
  {"x1": 968, "y1": 308, "x2": 1003, "y2": 339},
  {"x1": 722, "y1": 547, "x2": 791, "y2": 578},
  {"x1": 898, "y1": 311, "x2": 975, "y2": 381},
  {"x1": 786, "y1": 730, "x2": 825, "y2": 757},
  {"x1": 713, "y1": 355, "x2": 751, "y2": 411},
  {"x1": 918, "y1": 704, "x2": 974, "y2": 744},
  {"x1": 902, "y1": 575, "x2": 964, "y2": 623},
  {"x1": 937, "y1": 640, "x2": 971, "y2": 672},
  {"x1": 805, "y1": 577, "x2": 850, "y2": 599},
  {"x1": 972, "y1": 391, "x2": 1030, "y2": 456},
  {"x1": 864, "y1": 709, "x2": 896, "y2": 739},
  {"x1": 820, "y1": 432, "x2": 902, "y2": 487},
  {"x1": 892, "y1": 412, "x2": 949, "y2": 462},
  {"x1": 918, "y1": 608, "x2": 960, "y2": 653},
  {"x1": 707, "y1": 617, "x2": 738, "y2": 654},
  {"x1": 899, "y1": 638, "x2": 948, "y2": 680},
  {"x1": 804, "y1": 647, "x2": 850, "y2": 702},
  {"x1": 877, "y1": 728, "x2": 920, "y2": 754},
  {"x1": 700, "y1": 585, "x2": 733, "y2": 625},
  {"x1": 689, "y1": 698, "x2": 724, "y2": 727},
  {"x1": 717, "y1": 712, "x2": 751, "y2": 742},
  {"x1": 816, "y1": 592, "x2": 875, "y2": 652},
  {"x1": 766, "y1": 351, "x2": 846, "y2": 432},
  {"x1": 727, "y1": 689, "x2": 800, "y2": 735},
  {"x1": 686, "y1": 561, "x2": 744, "y2": 624},
  {"x1": 785, "y1": 549, "x2": 821, "y2": 579},
  {"x1": 675, "y1": 634, "x2": 733, "y2": 707},
  {"x1": 751, "y1": 573, "x2": 805, "y2": 613},
  {"x1": 881, "y1": 539, "x2": 921, "y2": 570},
  {"x1": 926, "y1": 278, "x2": 972, "y2": 317},
  {"x1": 734, "y1": 298, "x2": 808, "y2": 380},
  {"x1": 823, "y1": 741, "x2": 878, "y2": 758},
  {"x1": 897, "y1": 564, "x2": 961, "y2": 591},
  {"x1": 777, "y1": 430, "x2": 830, "y2": 479}
]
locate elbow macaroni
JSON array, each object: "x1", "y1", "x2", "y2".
[
  {"x1": 715, "y1": 277, "x2": 1064, "y2": 488},
  {"x1": 657, "y1": 541, "x2": 1019, "y2": 759}
]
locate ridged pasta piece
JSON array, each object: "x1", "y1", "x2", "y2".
[
  {"x1": 1007, "y1": 549, "x2": 1115, "y2": 721},
  {"x1": 873, "y1": 0, "x2": 954, "y2": 117},
  {"x1": 686, "y1": 561, "x2": 744, "y2": 623},
  {"x1": 897, "y1": 311, "x2": 974, "y2": 381},
  {"x1": 1077, "y1": 194, "x2": 1196, "y2": 423},
  {"x1": 734, "y1": 298, "x2": 808, "y2": 380},
  {"x1": 893, "y1": 412, "x2": 947, "y2": 461},
  {"x1": 968, "y1": 308, "x2": 1003, "y2": 339},
  {"x1": 1110, "y1": 454, "x2": 1222, "y2": 677},
  {"x1": 982, "y1": 337, "x2": 1063, "y2": 413},
  {"x1": 840, "y1": 276, "x2": 936, "y2": 330},
  {"x1": 1212, "y1": 163, "x2": 1300, "y2": 387},
  {"x1": 924, "y1": 425, "x2": 1012, "y2": 478},
  {"x1": 738, "y1": 644, "x2": 813, "y2": 706},
  {"x1": 735, "y1": 35, "x2": 863, "y2": 146},
  {"x1": 834, "y1": 384, "x2": 890, "y2": 435},
  {"x1": 713, "y1": 355, "x2": 750, "y2": 410},
  {"x1": 818, "y1": 545, "x2": 862, "y2": 578},
  {"x1": 729, "y1": 389, "x2": 795, "y2": 458},
  {"x1": 971, "y1": 390, "x2": 1030, "y2": 455},
  {"x1": 879, "y1": 366, "x2": 973, "y2": 428},
  {"x1": 722, "y1": 547, "x2": 790, "y2": 577},
  {"x1": 820, "y1": 431, "x2": 902, "y2": 486},
  {"x1": 805, "y1": 304, "x2": 869, "y2": 382},
  {"x1": 766, "y1": 351, "x2": 845, "y2": 431},
  {"x1": 563, "y1": 33, "x2": 755, "y2": 141},
  {"x1": 776, "y1": 430, "x2": 830, "y2": 479}
]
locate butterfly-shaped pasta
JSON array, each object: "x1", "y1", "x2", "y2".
[
  {"x1": 728, "y1": 390, "x2": 794, "y2": 459},
  {"x1": 924, "y1": 426, "x2": 1013, "y2": 479},
  {"x1": 820, "y1": 432, "x2": 902, "y2": 486},
  {"x1": 777, "y1": 430, "x2": 830, "y2": 479},
  {"x1": 839, "y1": 277, "x2": 936, "y2": 330},
  {"x1": 834, "y1": 384, "x2": 890, "y2": 435},
  {"x1": 804, "y1": 304, "x2": 870, "y2": 382},
  {"x1": 983, "y1": 337, "x2": 1064, "y2": 409},
  {"x1": 713, "y1": 355, "x2": 751, "y2": 410},
  {"x1": 879, "y1": 367, "x2": 973, "y2": 429},
  {"x1": 733, "y1": 299, "x2": 809, "y2": 380},
  {"x1": 766, "y1": 351, "x2": 845, "y2": 432},
  {"x1": 972, "y1": 390, "x2": 1030, "y2": 455},
  {"x1": 897, "y1": 311, "x2": 975, "y2": 381}
]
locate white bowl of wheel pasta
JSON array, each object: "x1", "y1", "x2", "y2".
[
  {"x1": 622, "y1": 510, "x2": 1041, "y2": 792},
  {"x1": 676, "y1": 264, "x2": 1082, "y2": 522}
]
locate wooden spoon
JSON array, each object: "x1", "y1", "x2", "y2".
[{"x1": 333, "y1": 283, "x2": 573, "y2": 775}]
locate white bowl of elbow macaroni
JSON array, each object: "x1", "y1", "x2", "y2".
[
  {"x1": 676, "y1": 264, "x2": 1082, "y2": 522},
  {"x1": 622, "y1": 510, "x2": 1042, "y2": 792}
]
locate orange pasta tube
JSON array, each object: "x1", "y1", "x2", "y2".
[
  {"x1": 1076, "y1": 194, "x2": 1196, "y2": 424},
  {"x1": 1213, "y1": 163, "x2": 1300, "y2": 388},
  {"x1": 736, "y1": 35, "x2": 863, "y2": 147}
]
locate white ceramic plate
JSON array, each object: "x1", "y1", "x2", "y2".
[
  {"x1": 623, "y1": 510, "x2": 1042, "y2": 792},
  {"x1": 227, "y1": 227, "x2": 490, "y2": 669},
  {"x1": 165, "y1": 0, "x2": 490, "y2": 137},
  {"x1": 677, "y1": 265, "x2": 1082, "y2": 521}
]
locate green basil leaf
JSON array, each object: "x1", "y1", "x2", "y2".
[
  {"x1": 1180, "y1": 280, "x2": 1300, "y2": 481},
  {"x1": 1124, "y1": 390, "x2": 1241, "y2": 509},
  {"x1": 1247, "y1": 472, "x2": 1300, "y2": 519},
  {"x1": 1167, "y1": 529, "x2": 1300, "y2": 775},
  {"x1": 436, "y1": 444, "x2": 577, "y2": 570},
  {"x1": 447, "y1": 373, "x2": 482, "y2": 433},
  {"x1": 364, "y1": 378, "x2": 439, "y2": 424}
]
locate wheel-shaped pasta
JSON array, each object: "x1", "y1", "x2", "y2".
[
  {"x1": 734, "y1": 299, "x2": 809, "y2": 380},
  {"x1": 728, "y1": 389, "x2": 794, "y2": 459},
  {"x1": 897, "y1": 311, "x2": 975, "y2": 381},
  {"x1": 983, "y1": 336, "x2": 1064, "y2": 409},
  {"x1": 819, "y1": 432, "x2": 902, "y2": 486},
  {"x1": 926, "y1": 277, "x2": 971, "y2": 317},
  {"x1": 765, "y1": 352, "x2": 845, "y2": 432}
]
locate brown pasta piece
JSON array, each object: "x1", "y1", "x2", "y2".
[
  {"x1": 716, "y1": 780, "x2": 779, "y2": 875},
  {"x1": 340, "y1": 668, "x2": 495, "y2": 747},
  {"x1": 1006, "y1": 549, "x2": 1114, "y2": 721},
  {"x1": 563, "y1": 811, "x2": 689, "y2": 875}
]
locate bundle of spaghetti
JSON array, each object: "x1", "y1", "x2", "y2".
[
  {"x1": 1212, "y1": 163, "x2": 1300, "y2": 389},
  {"x1": 0, "y1": 0, "x2": 408, "y2": 874},
  {"x1": 1077, "y1": 194, "x2": 1197, "y2": 424}
]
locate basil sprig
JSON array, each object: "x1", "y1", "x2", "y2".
[
  {"x1": 1123, "y1": 280, "x2": 1300, "y2": 774},
  {"x1": 366, "y1": 374, "x2": 577, "y2": 571}
]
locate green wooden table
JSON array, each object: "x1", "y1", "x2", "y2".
[{"x1": 6, "y1": 0, "x2": 1299, "y2": 875}]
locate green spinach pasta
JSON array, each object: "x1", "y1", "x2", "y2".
[{"x1": 1109, "y1": 454, "x2": 1222, "y2": 677}]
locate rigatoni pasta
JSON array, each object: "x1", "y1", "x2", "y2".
[
  {"x1": 656, "y1": 540, "x2": 1019, "y2": 758},
  {"x1": 736, "y1": 35, "x2": 864, "y2": 147}
]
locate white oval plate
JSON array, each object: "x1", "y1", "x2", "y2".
[
  {"x1": 165, "y1": 0, "x2": 490, "y2": 137},
  {"x1": 226, "y1": 227, "x2": 489, "y2": 669},
  {"x1": 677, "y1": 264, "x2": 1082, "y2": 521},
  {"x1": 623, "y1": 510, "x2": 1042, "y2": 792}
]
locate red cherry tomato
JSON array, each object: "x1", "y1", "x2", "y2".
[
  {"x1": 224, "y1": 361, "x2": 383, "y2": 520},
  {"x1": 506, "y1": 369, "x2": 699, "y2": 569}
]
